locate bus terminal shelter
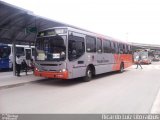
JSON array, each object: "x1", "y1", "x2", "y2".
[
  {"x1": 0, "y1": 1, "x2": 69, "y2": 75},
  {"x1": 1, "y1": 1, "x2": 160, "y2": 76}
]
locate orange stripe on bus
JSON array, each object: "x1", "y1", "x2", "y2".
[
  {"x1": 34, "y1": 70, "x2": 68, "y2": 79},
  {"x1": 112, "y1": 54, "x2": 133, "y2": 71}
]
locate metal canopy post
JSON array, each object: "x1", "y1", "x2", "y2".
[{"x1": 12, "y1": 39, "x2": 16, "y2": 76}]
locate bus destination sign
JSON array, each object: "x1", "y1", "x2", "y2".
[{"x1": 37, "y1": 28, "x2": 67, "y2": 37}]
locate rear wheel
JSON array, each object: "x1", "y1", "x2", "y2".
[
  {"x1": 119, "y1": 63, "x2": 124, "y2": 73},
  {"x1": 83, "y1": 67, "x2": 93, "y2": 82}
]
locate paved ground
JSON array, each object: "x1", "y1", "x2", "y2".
[
  {"x1": 0, "y1": 62, "x2": 160, "y2": 113},
  {"x1": 0, "y1": 71, "x2": 42, "y2": 88}
]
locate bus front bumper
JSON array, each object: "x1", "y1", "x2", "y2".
[{"x1": 34, "y1": 69, "x2": 68, "y2": 79}]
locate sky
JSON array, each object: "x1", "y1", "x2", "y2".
[{"x1": 2, "y1": 0, "x2": 160, "y2": 44}]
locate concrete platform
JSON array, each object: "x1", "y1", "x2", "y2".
[{"x1": 0, "y1": 71, "x2": 44, "y2": 90}]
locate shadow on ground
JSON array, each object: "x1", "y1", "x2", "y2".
[{"x1": 35, "y1": 70, "x2": 129, "y2": 87}]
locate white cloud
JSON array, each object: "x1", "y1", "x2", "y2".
[{"x1": 3, "y1": 0, "x2": 160, "y2": 44}]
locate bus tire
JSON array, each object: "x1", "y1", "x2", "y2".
[
  {"x1": 119, "y1": 63, "x2": 124, "y2": 73},
  {"x1": 83, "y1": 67, "x2": 93, "y2": 82}
]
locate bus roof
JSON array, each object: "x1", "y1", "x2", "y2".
[{"x1": 39, "y1": 26, "x2": 130, "y2": 45}]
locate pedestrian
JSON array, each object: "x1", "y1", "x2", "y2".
[
  {"x1": 21, "y1": 59, "x2": 28, "y2": 75},
  {"x1": 16, "y1": 55, "x2": 22, "y2": 76},
  {"x1": 30, "y1": 59, "x2": 34, "y2": 71},
  {"x1": 136, "y1": 51, "x2": 143, "y2": 69}
]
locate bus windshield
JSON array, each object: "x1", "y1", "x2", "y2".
[
  {"x1": 35, "y1": 35, "x2": 66, "y2": 61},
  {"x1": 0, "y1": 46, "x2": 11, "y2": 59}
]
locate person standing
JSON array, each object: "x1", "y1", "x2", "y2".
[
  {"x1": 16, "y1": 55, "x2": 22, "y2": 76},
  {"x1": 21, "y1": 59, "x2": 28, "y2": 75}
]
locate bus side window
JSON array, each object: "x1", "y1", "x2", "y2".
[
  {"x1": 32, "y1": 48, "x2": 35, "y2": 57},
  {"x1": 119, "y1": 43, "x2": 125, "y2": 54},
  {"x1": 96, "y1": 38, "x2": 102, "y2": 53},
  {"x1": 123, "y1": 44, "x2": 126, "y2": 54},
  {"x1": 86, "y1": 36, "x2": 96, "y2": 53},
  {"x1": 16, "y1": 47, "x2": 25, "y2": 56},
  {"x1": 125, "y1": 45, "x2": 129, "y2": 54},
  {"x1": 26, "y1": 49, "x2": 31, "y2": 60},
  {"x1": 115, "y1": 42, "x2": 119, "y2": 54},
  {"x1": 103, "y1": 39, "x2": 111, "y2": 53},
  {"x1": 129, "y1": 45, "x2": 133, "y2": 54},
  {"x1": 128, "y1": 45, "x2": 132, "y2": 54},
  {"x1": 0, "y1": 46, "x2": 11, "y2": 58},
  {"x1": 111, "y1": 41, "x2": 115, "y2": 54},
  {"x1": 124, "y1": 44, "x2": 127, "y2": 54},
  {"x1": 119, "y1": 43, "x2": 123, "y2": 54},
  {"x1": 126, "y1": 45, "x2": 129, "y2": 54},
  {"x1": 68, "y1": 35, "x2": 85, "y2": 61}
]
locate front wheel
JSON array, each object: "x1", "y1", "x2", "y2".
[{"x1": 83, "y1": 67, "x2": 93, "y2": 82}]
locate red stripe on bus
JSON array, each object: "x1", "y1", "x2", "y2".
[{"x1": 34, "y1": 70, "x2": 68, "y2": 79}]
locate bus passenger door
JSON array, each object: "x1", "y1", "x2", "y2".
[{"x1": 67, "y1": 32, "x2": 86, "y2": 79}]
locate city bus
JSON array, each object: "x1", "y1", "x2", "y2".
[
  {"x1": 0, "y1": 43, "x2": 35, "y2": 70},
  {"x1": 134, "y1": 49, "x2": 152, "y2": 64},
  {"x1": 0, "y1": 44, "x2": 11, "y2": 69},
  {"x1": 153, "y1": 50, "x2": 160, "y2": 61},
  {"x1": 140, "y1": 50, "x2": 152, "y2": 64},
  {"x1": 34, "y1": 27, "x2": 133, "y2": 81}
]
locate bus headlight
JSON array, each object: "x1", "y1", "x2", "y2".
[
  {"x1": 35, "y1": 68, "x2": 39, "y2": 71},
  {"x1": 60, "y1": 69, "x2": 66, "y2": 72}
]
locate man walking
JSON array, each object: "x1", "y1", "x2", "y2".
[{"x1": 136, "y1": 51, "x2": 143, "y2": 69}]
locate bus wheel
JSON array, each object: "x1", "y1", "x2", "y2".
[
  {"x1": 119, "y1": 63, "x2": 124, "y2": 73},
  {"x1": 84, "y1": 67, "x2": 93, "y2": 82}
]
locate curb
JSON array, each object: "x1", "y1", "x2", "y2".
[{"x1": 0, "y1": 79, "x2": 44, "y2": 90}]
